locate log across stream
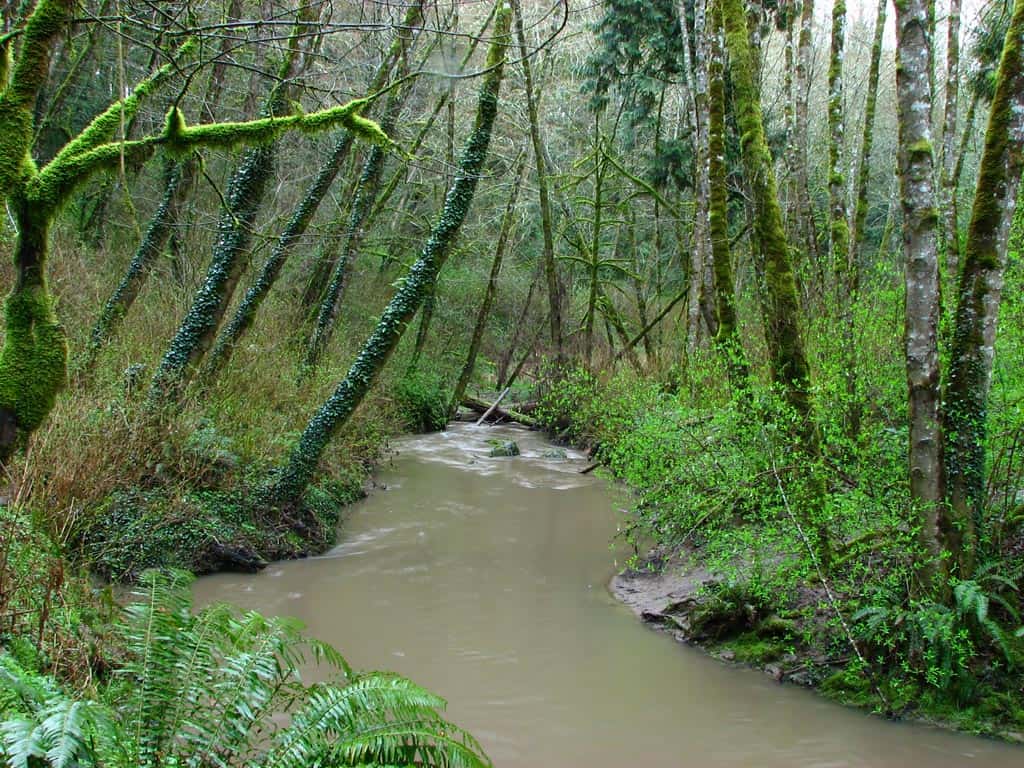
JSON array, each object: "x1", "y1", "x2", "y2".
[{"x1": 194, "y1": 423, "x2": 1021, "y2": 766}]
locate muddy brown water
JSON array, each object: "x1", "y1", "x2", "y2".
[{"x1": 194, "y1": 423, "x2": 1023, "y2": 767}]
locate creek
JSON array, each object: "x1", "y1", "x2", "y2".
[{"x1": 194, "y1": 422, "x2": 1022, "y2": 767}]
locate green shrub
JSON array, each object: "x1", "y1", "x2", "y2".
[{"x1": 394, "y1": 370, "x2": 450, "y2": 433}]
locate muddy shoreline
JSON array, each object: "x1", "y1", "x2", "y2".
[{"x1": 608, "y1": 546, "x2": 1024, "y2": 744}]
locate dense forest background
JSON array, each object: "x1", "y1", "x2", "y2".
[{"x1": 0, "y1": 0, "x2": 1023, "y2": 761}]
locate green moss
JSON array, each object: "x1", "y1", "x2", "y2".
[
  {"x1": 724, "y1": 632, "x2": 786, "y2": 664},
  {"x1": 0, "y1": 286, "x2": 67, "y2": 431},
  {"x1": 908, "y1": 138, "x2": 934, "y2": 159}
]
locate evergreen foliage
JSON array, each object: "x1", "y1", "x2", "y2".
[{"x1": 0, "y1": 570, "x2": 490, "y2": 768}]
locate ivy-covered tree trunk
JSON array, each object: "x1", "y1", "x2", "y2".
[
  {"x1": 302, "y1": 86, "x2": 412, "y2": 373},
  {"x1": 215, "y1": 0, "x2": 427, "y2": 377},
  {"x1": 944, "y1": 0, "x2": 1024, "y2": 576},
  {"x1": 893, "y1": 0, "x2": 948, "y2": 584},
  {"x1": 83, "y1": 157, "x2": 190, "y2": 367},
  {"x1": 512, "y1": 0, "x2": 564, "y2": 365},
  {"x1": 449, "y1": 154, "x2": 526, "y2": 415},
  {"x1": 267, "y1": 5, "x2": 511, "y2": 505},
  {"x1": 720, "y1": 0, "x2": 829, "y2": 568},
  {"x1": 940, "y1": 0, "x2": 963, "y2": 275},
  {"x1": 0, "y1": 1, "x2": 405, "y2": 457},
  {"x1": 707, "y1": 0, "x2": 748, "y2": 393},
  {"x1": 147, "y1": 12, "x2": 317, "y2": 406}
]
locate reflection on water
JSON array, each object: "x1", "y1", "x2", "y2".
[{"x1": 194, "y1": 423, "x2": 1022, "y2": 767}]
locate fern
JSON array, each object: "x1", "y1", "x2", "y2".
[{"x1": 0, "y1": 570, "x2": 491, "y2": 768}]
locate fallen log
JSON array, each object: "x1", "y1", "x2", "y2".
[
  {"x1": 475, "y1": 386, "x2": 511, "y2": 426},
  {"x1": 462, "y1": 394, "x2": 539, "y2": 428}
]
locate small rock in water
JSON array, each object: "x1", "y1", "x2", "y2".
[
  {"x1": 719, "y1": 649, "x2": 736, "y2": 662},
  {"x1": 541, "y1": 448, "x2": 568, "y2": 459},
  {"x1": 488, "y1": 440, "x2": 520, "y2": 457}
]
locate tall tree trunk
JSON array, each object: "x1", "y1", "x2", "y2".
[
  {"x1": 267, "y1": 5, "x2": 511, "y2": 505},
  {"x1": 893, "y1": 0, "x2": 948, "y2": 585},
  {"x1": 688, "y1": 0, "x2": 712, "y2": 356},
  {"x1": 708, "y1": 0, "x2": 749, "y2": 393},
  {"x1": 512, "y1": 0, "x2": 564, "y2": 364},
  {"x1": 721, "y1": 0, "x2": 829, "y2": 567},
  {"x1": 944, "y1": 0, "x2": 1024, "y2": 576},
  {"x1": 449, "y1": 154, "x2": 527, "y2": 415},
  {"x1": 827, "y1": 0, "x2": 849, "y2": 281},
  {"x1": 794, "y1": 0, "x2": 821, "y2": 265},
  {"x1": 940, "y1": 0, "x2": 963, "y2": 276},
  {"x1": 849, "y1": 0, "x2": 887, "y2": 273},
  {"x1": 496, "y1": 262, "x2": 542, "y2": 388}
]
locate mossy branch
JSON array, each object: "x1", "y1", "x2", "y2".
[
  {"x1": 30, "y1": 93, "x2": 400, "y2": 213},
  {"x1": 6, "y1": 0, "x2": 73, "y2": 105},
  {"x1": 45, "y1": 41, "x2": 194, "y2": 177}
]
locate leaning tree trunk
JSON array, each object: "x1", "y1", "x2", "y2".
[
  {"x1": 83, "y1": 156, "x2": 189, "y2": 368},
  {"x1": 512, "y1": 0, "x2": 564, "y2": 365},
  {"x1": 266, "y1": 5, "x2": 511, "y2": 505},
  {"x1": 720, "y1": 0, "x2": 830, "y2": 568},
  {"x1": 146, "y1": 12, "x2": 316, "y2": 406},
  {"x1": 944, "y1": 0, "x2": 1024, "y2": 577},
  {"x1": 708, "y1": 0, "x2": 749, "y2": 394},
  {"x1": 893, "y1": 0, "x2": 948, "y2": 586},
  {"x1": 449, "y1": 154, "x2": 527, "y2": 415},
  {"x1": 301, "y1": 82, "x2": 413, "y2": 372},
  {"x1": 195, "y1": 1, "x2": 426, "y2": 379}
]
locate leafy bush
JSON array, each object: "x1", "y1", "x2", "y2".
[
  {"x1": 394, "y1": 370, "x2": 450, "y2": 433},
  {"x1": 0, "y1": 570, "x2": 490, "y2": 768}
]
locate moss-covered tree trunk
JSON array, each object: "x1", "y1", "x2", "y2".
[
  {"x1": 793, "y1": 0, "x2": 821, "y2": 265},
  {"x1": 707, "y1": 0, "x2": 748, "y2": 394},
  {"x1": 893, "y1": 0, "x2": 948, "y2": 584},
  {"x1": 449, "y1": 154, "x2": 526, "y2": 415},
  {"x1": 939, "y1": 0, "x2": 963, "y2": 275},
  {"x1": 720, "y1": 0, "x2": 829, "y2": 567},
  {"x1": 267, "y1": 5, "x2": 511, "y2": 505},
  {"x1": 720, "y1": 0, "x2": 813, "y2": 422},
  {"x1": 827, "y1": 0, "x2": 849, "y2": 282},
  {"x1": 512, "y1": 0, "x2": 564, "y2": 365},
  {"x1": 0, "y1": 0, "x2": 72, "y2": 460},
  {"x1": 944, "y1": 0, "x2": 1024, "y2": 576}
]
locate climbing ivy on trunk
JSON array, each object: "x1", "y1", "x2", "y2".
[{"x1": 266, "y1": 3, "x2": 512, "y2": 506}]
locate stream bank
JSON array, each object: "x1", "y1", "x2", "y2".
[{"x1": 194, "y1": 421, "x2": 1023, "y2": 766}]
